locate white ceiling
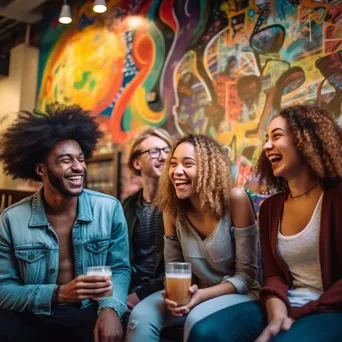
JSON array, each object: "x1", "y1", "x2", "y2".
[
  {"x1": 0, "y1": 0, "x2": 59, "y2": 54},
  {"x1": 0, "y1": 0, "x2": 49, "y2": 23}
]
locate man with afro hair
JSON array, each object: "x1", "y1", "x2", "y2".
[{"x1": 0, "y1": 104, "x2": 130, "y2": 342}]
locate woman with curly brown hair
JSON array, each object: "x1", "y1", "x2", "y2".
[
  {"x1": 188, "y1": 105, "x2": 342, "y2": 342},
  {"x1": 126, "y1": 134, "x2": 259, "y2": 342}
]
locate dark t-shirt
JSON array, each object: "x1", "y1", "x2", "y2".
[{"x1": 132, "y1": 200, "x2": 159, "y2": 281}]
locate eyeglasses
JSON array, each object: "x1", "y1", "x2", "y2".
[{"x1": 138, "y1": 147, "x2": 171, "y2": 159}]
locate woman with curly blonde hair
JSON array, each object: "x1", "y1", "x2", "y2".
[
  {"x1": 188, "y1": 105, "x2": 342, "y2": 342},
  {"x1": 126, "y1": 134, "x2": 259, "y2": 342}
]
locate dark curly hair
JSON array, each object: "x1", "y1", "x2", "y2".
[
  {"x1": 155, "y1": 134, "x2": 232, "y2": 219},
  {"x1": 255, "y1": 105, "x2": 342, "y2": 192},
  {"x1": 0, "y1": 104, "x2": 103, "y2": 181}
]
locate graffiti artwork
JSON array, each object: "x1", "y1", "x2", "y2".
[{"x1": 38, "y1": 0, "x2": 342, "y2": 203}]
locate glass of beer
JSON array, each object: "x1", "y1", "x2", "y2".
[
  {"x1": 87, "y1": 266, "x2": 112, "y2": 298},
  {"x1": 165, "y1": 262, "x2": 191, "y2": 305}
]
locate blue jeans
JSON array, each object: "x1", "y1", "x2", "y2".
[
  {"x1": 126, "y1": 290, "x2": 255, "y2": 342},
  {"x1": 188, "y1": 301, "x2": 342, "y2": 342}
]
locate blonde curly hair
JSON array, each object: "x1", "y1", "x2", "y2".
[
  {"x1": 155, "y1": 134, "x2": 233, "y2": 219},
  {"x1": 256, "y1": 105, "x2": 342, "y2": 192}
]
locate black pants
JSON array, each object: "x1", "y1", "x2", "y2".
[{"x1": 0, "y1": 304, "x2": 98, "y2": 342}]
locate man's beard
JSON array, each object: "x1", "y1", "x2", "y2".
[{"x1": 47, "y1": 168, "x2": 86, "y2": 197}]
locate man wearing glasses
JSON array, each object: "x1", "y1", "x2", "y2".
[{"x1": 123, "y1": 128, "x2": 172, "y2": 314}]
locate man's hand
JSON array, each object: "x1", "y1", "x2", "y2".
[
  {"x1": 94, "y1": 308, "x2": 123, "y2": 342},
  {"x1": 255, "y1": 317, "x2": 295, "y2": 342},
  {"x1": 164, "y1": 285, "x2": 201, "y2": 316},
  {"x1": 58, "y1": 275, "x2": 112, "y2": 303},
  {"x1": 126, "y1": 292, "x2": 140, "y2": 313}
]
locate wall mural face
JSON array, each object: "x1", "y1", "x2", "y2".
[{"x1": 38, "y1": 0, "x2": 342, "y2": 206}]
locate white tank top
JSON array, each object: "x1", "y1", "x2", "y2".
[{"x1": 277, "y1": 193, "x2": 324, "y2": 307}]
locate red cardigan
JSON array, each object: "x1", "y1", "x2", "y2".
[{"x1": 259, "y1": 181, "x2": 342, "y2": 319}]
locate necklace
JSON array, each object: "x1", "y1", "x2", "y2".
[{"x1": 289, "y1": 184, "x2": 318, "y2": 199}]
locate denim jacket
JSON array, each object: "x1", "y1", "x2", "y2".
[{"x1": 0, "y1": 188, "x2": 130, "y2": 318}]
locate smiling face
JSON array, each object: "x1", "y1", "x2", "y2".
[
  {"x1": 133, "y1": 136, "x2": 170, "y2": 179},
  {"x1": 169, "y1": 142, "x2": 198, "y2": 200},
  {"x1": 263, "y1": 116, "x2": 306, "y2": 180},
  {"x1": 39, "y1": 139, "x2": 87, "y2": 197}
]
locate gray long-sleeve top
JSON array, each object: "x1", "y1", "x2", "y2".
[{"x1": 164, "y1": 214, "x2": 260, "y2": 298}]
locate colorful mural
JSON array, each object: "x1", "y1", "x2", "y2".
[{"x1": 38, "y1": 0, "x2": 342, "y2": 205}]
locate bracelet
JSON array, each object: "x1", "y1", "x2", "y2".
[
  {"x1": 52, "y1": 285, "x2": 61, "y2": 305},
  {"x1": 164, "y1": 235, "x2": 178, "y2": 241}
]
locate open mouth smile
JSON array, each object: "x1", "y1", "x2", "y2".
[
  {"x1": 268, "y1": 154, "x2": 283, "y2": 168},
  {"x1": 174, "y1": 179, "x2": 191, "y2": 190},
  {"x1": 65, "y1": 175, "x2": 84, "y2": 186}
]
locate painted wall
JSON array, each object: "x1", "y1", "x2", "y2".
[
  {"x1": 0, "y1": 45, "x2": 23, "y2": 129},
  {"x1": 0, "y1": 44, "x2": 41, "y2": 190},
  {"x1": 37, "y1": 0, "x2": 342, "y2": 207}
]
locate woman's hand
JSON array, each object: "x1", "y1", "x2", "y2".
[
  {"x1": 255, "y1": 297, "x2": 294, "y2": 342},
  {"x1": 163, "y1": 285, "x2": 201, "y2": 316},
  {"x1": 255, "y1": 316, "x2": 295, "y2": 342}
]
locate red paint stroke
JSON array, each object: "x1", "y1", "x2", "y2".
[
  {"x1": 92, "y1": 57, "x2": 125, "y2": 115},
  {"x1": 325, "y1": 41, "x2": 342, "y2": 54},
  {"x1": 160, "y1": 0, "x2": 177, "y2": 33},
  {"x1": 51, "y1": 32, "x2": 76, "y2": 69},
  {"x1": 109, "y1": 67, "x2": 150, "y2": 142},
  {"x1": 44, "y1": 75, "x2": 53, "y2": 97},
  {"x1": 110, "y1": 31, "x2": 154, "y2": 142},
  {"x1": 139, "y1": 0, "x2": 153, "y2": 16}
]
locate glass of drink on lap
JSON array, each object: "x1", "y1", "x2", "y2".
[
  {"x1": 165, "y1": 262, "x2": 192, "y2": 305},
  {"x1": 87, "y1": 266, "x2": 112, "y2": 298}
]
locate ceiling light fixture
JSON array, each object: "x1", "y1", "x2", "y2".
[
  {"x1": 59, "y1": 0, "x2": 72, "y2": 24},
  {"x1": 93, "y1": 0, "x2": 107, "y2": 13}
]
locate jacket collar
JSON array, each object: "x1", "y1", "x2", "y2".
[
  {"x1": 136, "y1": 188, "x2": 147, "y2": 209},
  {"x1": 29, "y1": 188, "x2": 93, "y2": 227}
]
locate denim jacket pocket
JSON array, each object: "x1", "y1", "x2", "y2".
[
  {"x1": 14, "y1": 248, "x2": 47, "y2": 284},
  {"x1": 86, "y1": 239, "x2": 110, "y2": 266}
]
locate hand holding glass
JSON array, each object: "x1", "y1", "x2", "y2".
[
  {"x1": 87, "y1": 266, "x2": 112, "y2": 298},
  {"x1": 165, "y1": 262, "x2": 191, "y2": 305}
]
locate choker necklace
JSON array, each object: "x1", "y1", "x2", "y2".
[{"x1": 289, "y1": 184, "x2": 318, "y2": 199}]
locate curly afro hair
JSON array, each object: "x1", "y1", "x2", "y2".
[
  {"x1": 0, "y1": 103, "x2": 103, "y2": 181},
  {"x1": 256, "y1": 105, "x2": 342, "y2": 192}
]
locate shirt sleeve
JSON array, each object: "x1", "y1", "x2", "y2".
[
  {"x1": 0, "y1": 211, "x2": 56, "y2": 315},
  {"x1": 97, "y1": 201, "x2": 131, "y2": 318},
  {"x1": 163, "y1": 235, "x2": 184, "y2": 264},
  {"x1": 221, "y1": 221, "x2": 260, "y2": 294}
]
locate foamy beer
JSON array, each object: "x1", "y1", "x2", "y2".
[
  {"x1": 166, "y1": 262, "x2": 192, "y2": 305},
  {"x1": 87, "y1": 266, "x2": 112, "y2": 298}
]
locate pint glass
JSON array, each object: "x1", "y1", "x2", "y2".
[
  {"x1": 87, "y1": 266, "x2": 112, "y2": 298},
  {"x1": 165, "y1": 262, "x2": 191, "y2": 305}
]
